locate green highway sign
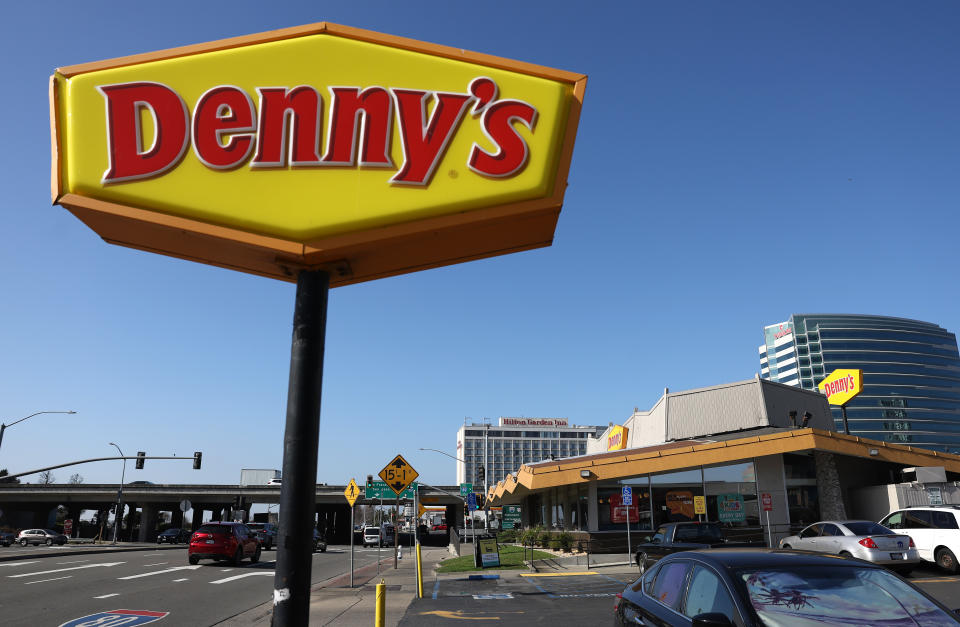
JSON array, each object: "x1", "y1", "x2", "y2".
[
  {"x1": 460, "y1": 483, "x2": 473, "y2": 497},
  {"x1": 502, "y1": 505, "x2": 522, "y2": 529},
  {"x1": 365, "y1": 480, "x2": 417, "y2": 500}
]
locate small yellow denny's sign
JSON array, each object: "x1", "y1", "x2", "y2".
[
  {"x1": 607, "y1": 425, "x2": 629, "y2": 451},
  {"x1": 818, "y1": 369, "x2": 863, "y2": 406},
  {"x1": 50, "y1": 23, "x2": 586, "y2": 284}
]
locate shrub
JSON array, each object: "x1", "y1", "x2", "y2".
[
  {"x1": 548, "y1": 538, "x2": 562, "y2": 550},
  {"x1": 497, "y1": 530, "x2": 517, "y2": 543},
  {"x1": 558, "y1": 531, "x2": 573, "y2": 552}
]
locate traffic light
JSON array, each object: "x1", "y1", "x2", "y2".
[
  {"x1": 477, "y1": 465, "x2": 485, "y2": 484},
  {"x1": 193, "y1": 451, "x2": 202, "y2": 470},
  {"x1": 135, "y1": 451, "x2": 146, "y2": 469}
]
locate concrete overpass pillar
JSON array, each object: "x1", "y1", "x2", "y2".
[
  {"x1": 191, "y1": 507, "x2": 204, "y2": 531},
  {"x1": 211, "y1": 506, "x2": 222, "y2": 522},
  {"x1": 138, "y1": 505, "x2": 158, "y2": 542},
  {"x1": 171, "y1": 508, "x2": 184, "y2": 529}
]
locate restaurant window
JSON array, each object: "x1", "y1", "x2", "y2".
[
  {"x1": 597, "y1": 478, "x2": 651, "y2": 531},
  {"x1": 703, "y1": 462, "x2": 758, "y2": 535},
  {"x1": 651, "y1": 469, "x2": 704, "y2": 528}
]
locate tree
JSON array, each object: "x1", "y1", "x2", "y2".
[
  {"x1": 0, "y1": 468, "x2": 20, "y2": 484},
  {"x1": 69, "y1": 473, "x2": 84, "y2": 485},
  {"x1": 38, "y1": 470, "x2": 56, "y2": 485}
]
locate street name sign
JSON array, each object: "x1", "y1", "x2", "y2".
[
  {"x1": 378, "y1": 454, "x2": 419, "y2": 496},
  {"x1": 50, "y1": 22, "x2": 586, "y2": 285},
  {"x1": 365, "y1": 480, "x2": 417, "y2": 500},
  {"x1": 344, "y1": 478, "x2": 361, "y2": 507}
]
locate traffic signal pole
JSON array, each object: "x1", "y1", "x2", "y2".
[{"x1": 273, "y1": 270, "x2": 330, "y2": 627}]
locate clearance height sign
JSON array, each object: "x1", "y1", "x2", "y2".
[{"x1": 50, "y1": 22, "x2": 586, "y2": 285}]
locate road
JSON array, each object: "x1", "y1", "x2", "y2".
[{"x1": 0, "y1": 544, "x2": 386, "y2": 626}]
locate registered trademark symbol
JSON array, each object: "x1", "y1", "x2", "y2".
[{"x1": 448, "y1": 169, "x2": 459, "y2": 178}]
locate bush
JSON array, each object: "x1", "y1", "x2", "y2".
[
  {"x1": 538, "y1": 530, "x2": 552, "y2": 547},
  {"x1": 548, "y1": 538, "x2": 562, "y2": 550},
  {"x1": 497, "y1": 529, "x2": 517, "y2": 543},
  {"x1": 558, "y1": 531, "x2": 573, "y2": 552}
]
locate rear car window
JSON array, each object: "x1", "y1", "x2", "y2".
[
  {"x1": 651, "y1": 561, "x2": 691, "y2": 610},
  {"x1": 197, "y1": 524, "x2": 233, "y2": 535},
  {"x1": 844, "y1": 522, "x2": 890, "y2": 536},
  {"x1": 675, "y1": 525, "x2": 723, "y2": 543},
  {"x1": 932, "y1": 511, "x2": 959, "y2": 529}
]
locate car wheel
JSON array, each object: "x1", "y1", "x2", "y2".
[
  {"x1": 936, "y1": 547, "x2": 958, "y2": 574},
  {"x1": 636, "y1": 552, "x2": 648, "y2": 574},
  {"x1": 781, "y1": 544, "x2": 791, "y2": 549},
  {"x1": 233, "y1": 548, "x2": 244, "y2": 567},
  {"x1": 19, "y1": 539, "x2": 27, "y2": 547},
  {"x1": 320, "y1": 545, "x2": 326, "y2": 553},
  {"x1": 839, "y1": 551, "x2": 852, "y2": 558},
  {"x1": 188, "y1": 555, "x2": 199, "y2": 565},
  {"x1": 252, "y1": 545, "x2": 261, "y2": 563},
  {"x1": 45, "y1": 539, "x2": 52, "y2": 546},
  {"x1": 895, "y1": 566, "x2": 914, "y2": 577}
]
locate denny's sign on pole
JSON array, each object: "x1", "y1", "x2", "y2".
[
  {"x1": 50, "y1": 22, "x2": 586, "y2": 285},
  {"x1": 50, "y1": 23, "x2": 584, "y2": 627},
  {"x1": 818, "y1": 369, "x2": 863, "y2": 435}
]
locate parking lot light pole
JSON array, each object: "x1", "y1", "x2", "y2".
[
  {"x1": 0, "y1": 411, "x2": 76, "y2": 458},
  {"x1": 108, "y1": 442, "x2": 126, "y2": 545}
]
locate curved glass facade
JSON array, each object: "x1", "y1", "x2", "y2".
[{"x1": 759, "y1": 314, "x2": 960, "y2": 454}]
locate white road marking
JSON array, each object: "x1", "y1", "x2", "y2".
[
  {"x1": 56, "y1": 560, "x2": 90, "y2": 565},
  {"x1": 94, "y1": 593, "x2": 119, "y2": 599},
  {"x1": 210, "y1": 572, "x2": 273, "y2": 584},
  {"x1": 143, "y1": 562, "x2": 168, "y2": 567},
  {"x1": 0, "y1": 562, "x2": 38, "y2": 567},
  {"x1": 9, "y1": 562, "x2": 125, "y2": 578},
  {"x1": 172, "y1": 578, "x2": 189, "y2": 582},
  {"x1": 220, "y1": 569, "x2": 233, "y2": 572},
  {"x1": 118, "y1": 565, "x2": 202, "y2": 580},
  {"x1": 25, "y1": 575, "x2": 72, "y2": 585}
]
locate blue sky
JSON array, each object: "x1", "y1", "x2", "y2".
[{"x1": 1, "y1": 2, "x2": 958, "y2": 488}]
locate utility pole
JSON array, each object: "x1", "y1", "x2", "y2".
[{"x1": 483, "y1": 422, "x2": 489, "y2": 531}]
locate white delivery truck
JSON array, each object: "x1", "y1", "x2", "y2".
[{"x1": 240, "y1": 469, "x2": 281, "y2": 486}]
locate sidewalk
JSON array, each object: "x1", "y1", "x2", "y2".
[{"x1": 221, "y1": 545, "x2": 449, "y2": 627}]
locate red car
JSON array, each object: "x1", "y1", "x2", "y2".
[
  {"x1": 188, "y1": 522, "x2": 261, "y2": 566},
  {"x1": 431, "y1": 524, "x2": 448, "y2": 531}
]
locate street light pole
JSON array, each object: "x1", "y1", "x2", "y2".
[
  {"x1": 0, "y1": 411, "x2": 76, "y2": 458},
  {"x1": 109, "y1": 442, "x2": 126, "y2": 544}
]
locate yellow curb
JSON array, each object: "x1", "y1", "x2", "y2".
[{"x1": 520, "y1": 571, "x2": 598, "y2": 577}]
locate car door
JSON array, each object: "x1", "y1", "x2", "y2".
[
  {"x1": 622, "y1": 559, "x2": 693, "y2": 626},
  {"x1": 682, "y1": 564, "x2": 742, "y2": 625},
  {"x1": 795, "y1": 524, "x2": 823, "y2": 551},
  {"x1": 898, "y1": 510, "x2": 935, "y2": 561},
  {"x1": 819, "y1": 523, "x2": 844, "y2": 553},
  {"x1": 238, "y1": 525, "x2": 256, "y2": 555}
]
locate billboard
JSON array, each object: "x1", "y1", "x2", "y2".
[
  {"x1": 51, "y1": 23, "x2": 586, "y2": 285},
  {"x1": 606, "y1": 425, "x2": 628, "y2": 451},
  {"x1": 817, "y1": 369, "x2": 863, "y2": 407}
]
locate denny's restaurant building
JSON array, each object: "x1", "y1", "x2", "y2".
[{"x1": 486, "y1": 378, "x2": 960, "y2": 546}]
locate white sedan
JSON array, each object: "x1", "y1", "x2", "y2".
[{"x1": 779, "y1": 520, "x2": 920, "y2": 574}]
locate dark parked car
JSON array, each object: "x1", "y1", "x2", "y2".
[
  {"x1": 188, "y1": 522, "x2": 260, "y2": 566},
  {"x1": 16, "y1": 528, "x2": 67, "y2": 546},
  {"x1": 0, "y1": 531, "x2": 15, "y2": 547},
  {"x1": 635, "y1": 522, "x2": 765, "y2": 572},
  {"x1": 614, "y1": 549, "x2": 960, "y2": 626},
  {"x1": 156, "y1": 528, "x2": 190, "y2": 544},
  {"x1": 247, "y1": 522, "x2": 278, "y2": 549}
]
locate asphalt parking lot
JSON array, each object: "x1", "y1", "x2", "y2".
[{"x1": 402, "y1": 562, "x2": 960, "y2": 625}]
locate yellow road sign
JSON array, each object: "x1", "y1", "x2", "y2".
[
  {"x1": 344, "y1": 478, "x2": 361, "y2": 507},
  {"x1": 379, "y1": 454, "x2": 419, "y2": 497},
  {"x1": 693, "y1": 495, "x2": 706, "y2": 515},
  {"x1": 418, "y1": 503, "x2": 427, "y2": 518}
]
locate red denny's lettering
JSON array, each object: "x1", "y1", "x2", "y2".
[
  {"x1": 97, "y1": 77, "x2": 537, "y2": 186},
  {"x1": 823, "y1": 374, "x2": 857, "y2": 398}
]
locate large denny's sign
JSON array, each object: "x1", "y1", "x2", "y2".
[{"x1": 50, "y1": 23, "x2": 586, "y2": 284}]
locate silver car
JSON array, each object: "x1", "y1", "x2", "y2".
[
  {"x1": 779, "y1": 520, "x2": 920, "y2": 574},
  {"x1": 16, "y1": 528, "x2": 67, "y2": 546}
]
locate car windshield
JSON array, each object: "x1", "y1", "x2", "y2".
[
  {"x1": 739, "y1": 566, "x2": 955, "y2": 626},
  {"x1": 675, "y1": 524, "x2": 724, "y2": 542},
  {"x1": 162, "y1": 529, "x2": 180, "y2": 534},
  {"x1": 843, "y1": 521, "x2": 891, "y2": 536}
]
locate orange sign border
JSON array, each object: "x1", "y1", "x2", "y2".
[{"x1": 49, "y1": 22, "x2": 587, "y2": 285}]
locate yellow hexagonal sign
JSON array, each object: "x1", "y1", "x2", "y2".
[
  {"x1": 50, "y1": 22, "x2": 586, "y2": 285},
  {"x1": 817, "y1": 369, "x2": 863, "y2": 407}
]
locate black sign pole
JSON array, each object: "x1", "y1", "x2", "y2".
[{"x1": 272, "y1": 269, "x2": 330, "y2": 627}]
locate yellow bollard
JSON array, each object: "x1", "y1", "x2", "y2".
[
  {"x1": 416, "y1": 542, "x2": 424, "y2": 599},
  {"x1": 375, "y1": 578, "x2": 386, "y2": 627}
]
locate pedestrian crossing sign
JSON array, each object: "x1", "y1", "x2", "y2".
[{"x1": 344, "y1": 478, "x2": 361, "y2": 507}]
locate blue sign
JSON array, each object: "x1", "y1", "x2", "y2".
[
  {"x1": 467, "y1": 492, "x2": 477, "y2": 512},
  {"x1": 621, "y1": 485, "x2": 633, "y2": 506},
  {"x1": 59, "y1": 609, "x2": 169, "y2": 627}
]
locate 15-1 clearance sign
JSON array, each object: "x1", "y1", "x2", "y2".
[{"x1": 50, "y1": 23, "x2": 586, "y2": 285}]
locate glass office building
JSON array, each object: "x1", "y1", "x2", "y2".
[{"x1": 759, "y1": 314, "x2": 960, "y2": 453}]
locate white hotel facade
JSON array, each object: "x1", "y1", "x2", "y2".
[{"x1": 455, "y1": 417, "x2": 607, "y2": 488}]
